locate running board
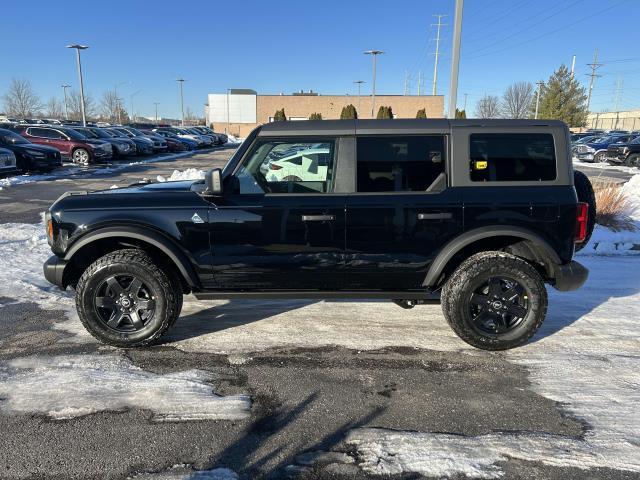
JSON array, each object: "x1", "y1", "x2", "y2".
[{"x1": 193, "y1": 290, "x2": 441, "y2": 302}]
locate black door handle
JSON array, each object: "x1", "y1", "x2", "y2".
[
  {"x1": 418, "y1": 212, "x2": 452, "y2": 220},
  {"x1": 302, "y1": 214, "x2": 335, "y2": 222}
]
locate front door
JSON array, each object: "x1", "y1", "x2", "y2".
[
  {"x1": 345, "y1": 134, "x2": 463, "y2": 290},
  {"x1": 209, "y1": 136, "x2": 346, "y2": 290}
]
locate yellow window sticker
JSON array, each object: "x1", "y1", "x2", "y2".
[{"x1": 474, "y1": 160, "x2": 488, "y2": 170}]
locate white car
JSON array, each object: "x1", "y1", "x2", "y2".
[{"x1": 263, "y1": 147, "x2": 330, "y2": 183}]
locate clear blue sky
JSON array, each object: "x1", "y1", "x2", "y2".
[{"x1": 3, "y1": 0, "x2": 640, "y2": 118}]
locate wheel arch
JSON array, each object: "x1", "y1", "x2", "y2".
[
  {"x1": 423, "y1": 226, "x2": 561, "y2": 288},
  {"x1": 62, "y1": 226, "x2": 200, "y2": 292}
]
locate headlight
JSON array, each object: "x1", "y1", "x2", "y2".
[{"x1": 577, "y1": 145, "x2": 595, "y2": 154}]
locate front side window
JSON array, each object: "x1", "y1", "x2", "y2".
[
  {"x1": 470, "y1": 133, "x2": 556, "y2": 182},
  {"x1": 236, "y1": 138, "x2": 336, "y2": 194},
  {"x1": 356, "y1": 135, "x2": 445, "y2": 192}
]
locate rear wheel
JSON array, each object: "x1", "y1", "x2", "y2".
[
  {"x1": 441, "y1": 251, "x2": 548, "y2": 351},
  {"x1": 76, "y1": 249, "x2": 181, "y2": 347},
  {"x1": 72, "y1": 148, "x2": 90, "y2": 165},
  {"x1": 573, "y1": 170, "x2": 596, "y2": 252}
]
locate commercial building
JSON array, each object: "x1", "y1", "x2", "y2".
[
  {"x1": 586, "y1": 109, "x2": 640, "y2": 131},
  {"x1": 206, "y1": 89, "x2": 444, "y2": 137}
]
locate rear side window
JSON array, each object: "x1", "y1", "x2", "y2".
[
  {"x1": 357, "y1": 135, "x2": 445, "y2": 192},
  {"x1": 469, "y1": 133, "x2": 556, "y2": 182}
]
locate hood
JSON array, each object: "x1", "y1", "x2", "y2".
[
  {"x1": 96, "y1": 180, "x2": 198, "y2": 194},
  {"x1": 83, "y1": 139, "x2": 108, "y2": 146},
  {"x1": 9, "y1": 143, "x2": 60, "y2": 154}
]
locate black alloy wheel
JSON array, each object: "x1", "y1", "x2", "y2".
[
  {"x1": 94, "y1": 274, "x2": 156, "y2": 332},
  {"x1": 468, "y1": 276, "x2": 529, "y2": 335}
]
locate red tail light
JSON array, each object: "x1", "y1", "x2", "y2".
[
  {"x1": 575, "y1": 202, "x2": 588, "y2": 243},
  {"x1": 269, "y1": 163, "x2": 282, "y2": 170}
]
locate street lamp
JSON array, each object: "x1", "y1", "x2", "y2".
[
  {"x1": 364, "y1": 50, "x2": 384, "y2": 118},
  {"x1": 176, "y1": 78, "x2": 186, "y2": 125},
  {"x1": 354, "y1": 80, "x2": 365, "y2": 113},
  {"x1": 66, "y1": 44, "x2": 89, "y2": 126},
  {"x1": 154, "y1": 102, "x2": 160, "y2": 123},
  {"x1": 114, "y1": 81, "x2": 129, "y2": 124},
  {"x1": 130, "y1": 90, "x2": 141, "y2": 123},
  {"x1": 61, "y1": 84, "x2": 71, "y2": 120}
]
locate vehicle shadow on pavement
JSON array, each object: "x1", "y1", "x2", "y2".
[
  {"x1": 528, "y1": 257, "x2": 640, "y2": 344},
  {"x1": 162, "y1": 299, "x2": 317, "y2": 343}
]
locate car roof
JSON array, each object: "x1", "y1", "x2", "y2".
[{"x1": 257, "y1": 118, "x2": 567, "y2": 137}]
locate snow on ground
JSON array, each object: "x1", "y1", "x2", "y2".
[
  {"x1": 0, "y1": 354, "x2": 250, "y2": 421},
  {"x1": 130, "y1": 465, "x2": 238, "y2": 480},
  {"x1": 573, "y1": 158, "x2": 639, "y2": 175},
  {"x1": 157, "y1": 168, "x2": 205, "y2": 182}
]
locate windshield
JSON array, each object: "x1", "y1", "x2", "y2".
[
  {"x1": 630, "y1": 137, "x2": 640, "y2": 145},
  {"x1": 0, "y1": 129, "x2": 30, "y2": 145},
  {"x1": 89, "y1": 128, "x2": 113, "y2": 139},
  {"x1": 63, "y1": 128, "x2": 87, "y2": 140},
  {"x1": 124, "y1": 127, "x2": 144, "y2": 137},
  {"x1": 74, "y1": 128, "x2": 99, "y2": 139}
]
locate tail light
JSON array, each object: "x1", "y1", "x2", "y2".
[
  {"x1": 269, "y1": 163, "x2": 282, "y2": 170},
  {"x1": 575, "y1": 202, "x2": 588, "y2": 243}
]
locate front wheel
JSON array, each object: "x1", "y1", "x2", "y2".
[
  {"x1": 593, "y1": 151, "x2": 607, "y2": 163},
  {"x1": 72, "y1": 148, "x2": 90, "y2": 165},
  {"x1": 76, "y1": 249, "x2": 182, "y2": 347},
  {"x1": 625, "y1": 153, "x2": 640, "y2": 168},
  {"x1": 441, "y1": 251, "x2": 548, "y2": 351}
]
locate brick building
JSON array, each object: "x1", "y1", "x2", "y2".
[{"x1": 206, "y1": 89, "x2": 444, "y2": 137}]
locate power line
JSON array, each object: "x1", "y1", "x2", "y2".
[
  {"x1": 430, "y1": 14, "x2": 447, "y2": 96},
  {"x1": 586, "y1": 48, "x2": 603, "y2": 114}
]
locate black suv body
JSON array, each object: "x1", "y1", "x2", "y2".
[
  {"x1": 43, "y1": 119, "x2": 591, "y2": 350},
  {"x1": 606, "y1": 135, "x2": 640, "y2": 167}
]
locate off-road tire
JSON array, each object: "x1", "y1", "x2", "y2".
[
  {"x1": 573, "y1": 170, "x2": 596, "y2": 251},
  {"x1": 76, "y1": 249, "x2": 181, "y2": 347},
  {"x1": 625, "y1": 153, "x2": 640, "y2": 168},
  {"x1": 441, "y1": 251, "x2": 548, "y2": 351}
]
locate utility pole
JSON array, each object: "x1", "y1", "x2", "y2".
[
  {"x1": 61, "y1": 84, "x2": 70, "y2": 120},
  {"x1": 613, "y1": 74, "x2": 623, "y2": 111},
  {"x1": 463, "y1": 93, "x2": 468, "y2": 111},
  {"x1": 154, "y1": 102, "x2": 160, "y2": 122},
  {"x1": 354, "y1": 80, "x2": 365, "y2": 111},
  {"x1": 404, "y1": 71, "x2": 409, "y2": 95},
  {"x1": 431, "y1": 14, "x2": 446, "y2": 96},
  {"x1": 176, "y1": 78, "x2": 186, "y2": 125},
  {"x1": 130, "y1": 90, "x2": 141, "y2": 123},
  {"x1": 570, "y1": 55, "x2": 576, "y2": 79},
  {"x1": 417, "y1": 71, "x2": 422, "y2": 96},
  {"x1": 66, "y1": 44, "x2": 89, "y2": 126},
  {"x1": 114, "y1": 81, "x2": 128, "y2": 124},
  {"x1": 447, "y1": 0, "x2": 464, "y2": 119},
  {"x1": 585, "y1": 49, "x2": 602, "y2": 114},
  {"x1": 364, "y1": 50, "x2": 384, "y2": 118},
  {"x1": 534, "y1": 81, "x2": 543, "y2": 119},
  {"x1": 226, "y1": 88, "x2": 231, "y2": 134}
]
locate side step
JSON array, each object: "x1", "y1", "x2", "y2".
[{"x1": 194, "y1": 290, "x2": 441, "y2": 302}]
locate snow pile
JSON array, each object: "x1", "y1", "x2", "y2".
[
  {"x1": 0, "y1": 354, "x2": 251, "y2": 421},
  {"x1": 578, "y1": 174, "x2": 640, "y2": 255},
  {"x1": 157, "y1": 168, "x2": 205, "y2": 183},
  {"x1": 225, "y1": 134, "x2": 242, "y2": 145},
  {"x1": 346, "y1": 256, "x2": 640, "y2": 477}
]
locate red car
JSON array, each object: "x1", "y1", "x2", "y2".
[{"x1": 15, "y1": 125, "x2": 113, "y2": 164}]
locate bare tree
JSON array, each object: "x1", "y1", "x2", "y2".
[
  {"x1": 99, "y1": 89, "x2": 125, "y2": 123},
  {"x1": 500, "y1": 81, "x2": 534, "y2": 118},
  {"x1": 66, "y1": 89, "x2": 96, "y2": 121},
  {"x1": 475, "y1": 94, "x2": 500, "y2": 119},
  {"x1": 45, "y1": 98, "x2": 64, "y2": 119},
  {"x1": 2, "y1": 78, "x2": 42, "y2": 117}
]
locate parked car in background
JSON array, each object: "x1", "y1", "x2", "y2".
[
  {"x1": 112, "y1": 127, "x2": 167, "y2": 153},
  {"x1": 0, "y1": 128, "x2": 62, "y2": 173},
  {"x1": 140, "y1": 130, "x2": 186, "y2": 152},
  {"x1": 190, "y1": 126, "x2": 225, "y2": 145},
  {"x1": 106, "y1": 127, "x2": 154, "y2": 155},
  {"x1": 152, "y1": 130, "x2": 198, "y2": 150},
  {"x1": 0, "y1": 147, "x2": 19, "y2": 175},
  {"x1": 13, "y1": 126, "x2": 112, "y2": 164},
  {"x1": 570, "y1": 132, "x2": 594, "y2": 142},
  {"x1": 72, "y1": 126, "x2": 136, "y2": 158},
  {"x1": 606, "y1": 135, "x2": 640, "y2": 167},
  {"x1": 154, "y1": 127, "x2": 205, "y2": 147},
  {"x1": 181, "y1": 127, "x2": 214, "y2": 146},
  {"x1": 572, "y1": 133, "x2": 636, "y2": 163}
]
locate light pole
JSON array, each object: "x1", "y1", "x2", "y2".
[
  {"x1": 114, "y1": 81, "x2": 129, "y2": 124},
  {"x1": 364, "y1": 50, "x2": 384, "y2": 118},
  {"x1": 226, "y1": 88, "x2": 231, "y2": 134},
  {"x1": 61, "y1": 84, "x2": 71, "y2": 120},
  {"x1": 154, "y1": 102, "x2": 160, "y2": 122},
  {"x1": 447, "y1": 0, "x2": 464, "y2": 118},
  {"x1": 354, "y1": 80, "x2": 365, "y2": 113},
  {"x1": 66, "y1": 44, "x2": 89, "y2": 126},
  {"x1": 176, "y1": 78, "x2": 186, "y2": 125},
  {"x1": 130, "y1": 90, "x2": 141, "y2": 123}
]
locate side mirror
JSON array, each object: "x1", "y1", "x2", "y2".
[{"x1": 204, "y1": 168, "x2": 223, "y2": 195}]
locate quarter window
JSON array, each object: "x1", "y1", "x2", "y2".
[
  {"x1": 356, "y1": 135, "x2": 445, "y2": 192},
  {"x1": 236, "y1": 138, "x2": 336, "y2": 194},
  {"x1": 469, "y1": 133, "x2": 556, "y2": 182}
]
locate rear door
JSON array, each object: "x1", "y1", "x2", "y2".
[{"x1": 345, "y1": 134, "x2": 463, "y2": 290}]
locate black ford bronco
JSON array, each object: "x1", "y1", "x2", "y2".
[{"x1": 43, "y1": 119, "x2": 594, "y2": 350}]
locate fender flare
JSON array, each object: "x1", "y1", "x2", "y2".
[
  {"x1": 64, "y1": 226, "x2": 201, "y2": 289},
  {"x1": 423, "y1": 226, "x2": 561, "y2": 287}
]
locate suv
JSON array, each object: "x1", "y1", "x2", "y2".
[
  {"x1": 606, "y1": 135, "x2": 640, "y2": 167},
  {"x1": 43, "y1": 119, "x2": 593, "y2": 351}
]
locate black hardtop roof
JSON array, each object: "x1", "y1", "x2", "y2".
[{"x1": 257, "y1": 118, "x2": 567, "y2": 136}]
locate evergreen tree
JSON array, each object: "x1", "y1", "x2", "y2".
[
  {"x1": 308, "y1": 112, "x2": 322, "y2": 120},
  {"x1": 416, "y1": 108, "x2": 427, "y2": 119},
  {"x1": 273, "y1": 108, "x2": 287, "y2": 121},
  {"x1": 535, "y1": 65, "x2": 588, "y2": 127},
  {"x1": 377, "y1": 106, "x2": 393, "y2": 119},
  {"x1": 455, "y1": 108, "x2": 467, "y2": 119},
  {"x1": 340, "y1": 104, "x2": 358, "y2": 119}
]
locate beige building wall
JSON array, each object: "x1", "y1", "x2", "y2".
[
  {"x1": 587, "y1": 110, "x2": 640, "y2": 131},
  {"x1": 212, "y1": 94, "x2": 444, "y2": 138}
]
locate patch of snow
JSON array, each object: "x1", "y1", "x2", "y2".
[
  {"x1": 574, "y1": 159, "x2": 639, "y2": 174},
  {"x1": 224, "y1": 135, "x2": 242, "y2": 145},
  {"x1": 0, "y1": 354, "x2": 251, "y2": 421},
  {"x1": 130, "y1": 465, "x2": 238, "y2": 479},
  {"x1": 157, "y1": 168, "x2": 205, "y2": 183}
]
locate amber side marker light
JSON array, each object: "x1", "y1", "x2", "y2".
[{"x1": 47, "y1": 219, "x2": 53, "y2": 242}]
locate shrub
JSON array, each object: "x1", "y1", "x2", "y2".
[
  {"x1": 340, "y1": 104, "x2": 358, "y2": 119},
  {"x1": 308, "y1": 112, "x2": 322, "y2": 120},
  {"x1": 594, "y1": 181, "x2": 637, "y2": 232},
  {"x1": 416, "y1": 108, "x2": 427, "y2": 119},
  {"x1": 273, "y1": 108, "x2": 286, "y2": 121},
  {"x1": 376, "y1": 106, "x2": 393, "y2": 119}
]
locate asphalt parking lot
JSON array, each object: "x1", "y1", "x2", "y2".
[{"x1": 0, "y1": 149, "x2": 638, "y2": 479}]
